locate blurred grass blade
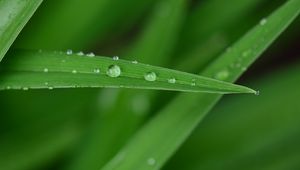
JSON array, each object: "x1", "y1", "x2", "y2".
[
  {"x1": 0, "y1": 0, "x2": 42, "y2": 62},
  {"x1": 14, "y1": 0, "x2": 155, "y2": 50},
  {"x1": 165, "y1": 64, "x2": 300, "y2": 170},
  {"x1": 0, "y1": 50, "x2": 254, "y2": 94},
  {"x1": 102, "y1": 0, "x2": 300, "y2": 169}
]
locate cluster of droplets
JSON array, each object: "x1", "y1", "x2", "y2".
[{"x1": 65, "y1": 49, "x2": 95, "y2": 57}]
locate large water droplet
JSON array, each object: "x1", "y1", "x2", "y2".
[
  {"x1": 215, "y1": 69, "x2": 229, "y2": 80},
  {"x1": 107, "y1": 65, "x2": 121, "y2": 77},
  {"x1": 168, "y1": 78, "x2": 176, "y2": 84},
  {"x1": 260, "y1": 18, "x2": 267, "y2": 25},
  {"x1": 66, "y1": 49, "x2": 73, "y2": 55},
  {"x1": 112, "y1": 56, "x2": 119, "y2": 60},
  {"x1": 144, "y1": 72, "x2": 157, "y2": 81},
  {"x1": 147, "y1": 158, "x2": 156, "y2": 166}
]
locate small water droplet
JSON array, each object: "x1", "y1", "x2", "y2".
[
  {"x1": 6, "y1": 86, "x2": 11, "y2": 90},
  {"x1": 112, "y1": 56, "x2": 119, "y2": 60},
  {"x1": 94, "y1": 68, "x2": 100, "y2": 74},
  {"x1": 77, "y1": 51, "x2": 84, "y2": 56},
  {"x1": 191, "y1": 82, "x2": 196, "y2": 86},
  {"x1": 86, "y1": 52, "x2": 95, "y2": 57},
  {"x1": 44, "y1": 82, "x2": 49, "y2": 86},
  {"x1": 215, "y1": 69, "x2": 229, "y2": 80},
  {"x1": 107, "y1": 65, "x2": 121, "y2": 77},
  {"x1": 168, "y1": 78, "x2": 176, "y2": 84},
  {"x1": 66, "y1": 49, "x2": 73, "y2": 55},
  {"x1": 72, "y1": 70, "x2": 77, "y2": 74},
  {"x1": 241, "y1": 67, "x2": 247, "y2": 71},
  {"x1": 22, "y1": 87, "x2": 29, "y2": 90},
  {"x1": 144, "y1": 72, "x2": 157, "y2": 82},
  {"x1": 132, "y1": 60, "x2": 138, "y2": 64},
  {"x1": 260, "y1": 18, "x2": 267, "y2": 25},
  {"x1": 255, "y1": 90, "x2": 260, "y2": 96},
  {"x1": 48, "y1": 86, "x2": 53, "y2": 90},
  {"x1": 43, "y1": 68, "x2": 48, "y2": 73},
  {"x1": 147, "y1": 158, "x2": 156, "y2": 166}
]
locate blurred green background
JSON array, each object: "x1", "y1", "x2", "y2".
[{"x1": 0, "y1": 0, "x2": 300, "y2": 169}]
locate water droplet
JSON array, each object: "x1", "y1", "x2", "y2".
[
  {"x1": 168, "y1": 78, "x2": 176, "y2": 84},
  {"x1": 191, "y1": 82, "x2": 196, "y2": 86},
  {"x1": 72, "y1": 70, "x2": 77, "y2": 74},
  {"x1": 255, "y1": 90, "x2": 260, "y2": 95},
  {"x1": 215, "y1": 69, "x2": 229, "y2": 80},
  {"x1": 147, "y1": 158, "x2": 156, "y2": 166},
  {"x1": 86, "y1": 52, "x2": 95, "y2": 57},
  {"x1": 44, "y1": 82, "x2": 49, "y2": 86},
  {"x1": 107, "y1": 65, "x2": 121, "y2": 77},
  {"x1": 241, "y1": 67, "x2": 247, "y2": 71},
  {"x1": 43, "y1": 68, "x2": 48, "y2": 73},
  {"x1": 6, "y1": 86, "x2": 11, "y2": 90},
  {"x1": 112, "y1": 56, "x2": 119, "y2": 60},
  {"x1": 260, "y1": 18, "x2": 267, "y2": 25},
  {"x1": 66, "y1": 49, "x2": 73, "y2": 55},
  {"x1": 132, "y1": 60, "x2": 138, "y2": 64},
  {"x1": 48, "y1": 86, "x2": 53, "y2": 90},
  {"x1": 94, "y1": 68, "x2": 100, "y2": 74},
  {"x1": 22, "y1": 87, "x2": 29, "y2": 90},
  {"x1": 242, "y1": 50, "x2": 251, "y2": 58},
  {"x1": 77, "y1": 51, "x2": 84, "y2": 56},
  {"x1": 144, "y1": 72, "x2": 157, "y2": 81}
]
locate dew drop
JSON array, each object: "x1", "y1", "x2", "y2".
[
  {"x1": 144, "y1": 72, "x2": 157, "y2": 82},
  {"x1": 215, "y1": 69, "x2": 229, "y2": 80},
  {"x1": 191, "y1": 82, "x2": 196, "y2": 86},
  {"x1": 168, "y1": 78, "x2": 176, "y2": 84},
  {"x1": 86, "y1": 52, "x2": 95, "y2": 57},
  {"x1": 255, "y1": 90, "x2": 260, "y2": 96},
  {"x1": 66, "y1": 49, "x2": 73, "y2": 55},
  {"x1": 48, "y1": 86, "x2": 53, "y2": 90},
  {"x1": 72, "y1": 70, "x2": 77, "y2": 74},
  {"x1": 112, "y1": 56, "x2": 119, "y2": 60},
  {"x1": 44, "y1": 82, "x2": 49, "y2": 86},
  {"x1": 6, "y1": 86, "x2": 11, "y2": 90},
  {"x1": 260, "y1": 18, "x2": 267, "y2": 26},
  {"x1": 132, "y1": 60, "x2": 138, "y2": 64},
  {"x1": 94, "y1": 68, "x2": 100, "y2": 74},
  {"x1": 77, "y1": 51, "x2": 84, "y2": 56},
  {"x1": 107, "y1": 65, "x2": 121, "y2": 77},
  {"x1": 147, "y1": 158, "x2": 156, "y2": 166},
  {"x1": 43, "y1": 68, "x2": 48, "y2": 73},
  {"x1": 22, "y1": 87, "x2": 29, "y2": 90}
]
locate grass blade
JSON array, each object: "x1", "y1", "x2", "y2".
[
  {"x1": 0, "y1": 0, "x2": 42, "y2": 61},
  {"x1": 0, "y1": 50, "x2": 254, "y2": 94},
  {"x1": 65, "y1": 0, "x2": 188, "y2": 169},
  {"x1": 102, "y1": 0, "x2": 300, "y2": 169},
  {"x1": 165, "y1": 64, "x2": 300, "y2": 170}
]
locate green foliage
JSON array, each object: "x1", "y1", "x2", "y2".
[{"x1": 0, "y1": 0, "x2": 299, "y2": 170}]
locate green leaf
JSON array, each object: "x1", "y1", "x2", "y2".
[
  {"x1": 64, "y1": 0, "x2": 188, "y2": 169},
  {"x1": 0, "y1": 50, "x2": 255, "y2": 94},
  {"x1": 102, "y1": 0, "x2": 300, "y2": 169},
  {"x1": 165, "y1": 63, "x2": 300, "y2": 170},
  {"x1": 0, "y1": 0, "x2": 42, "y2": 62}
]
